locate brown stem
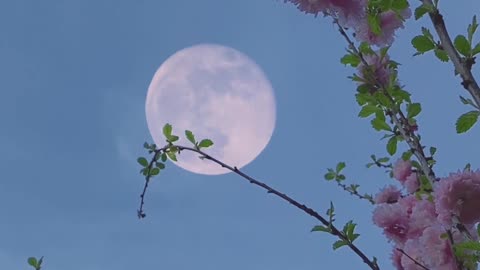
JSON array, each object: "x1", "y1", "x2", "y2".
[
  {"x1": 422, "y1": 0, "x2": 480, "y2": 108},
  {"x1": 138, "y1": 145, "x2": 380, "y2": 270}
]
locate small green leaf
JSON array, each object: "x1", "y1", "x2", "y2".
[
  {"x1": 472, "y1": 42, "x2": 480, "y2": 56},
  {"x1": 358, "y1": 105, "x2": 379, "y2": 118},
  {"x1": 377, "y1": 157, "x2": 389, "y2": 163},
  {"x1": 143, "y1": 142, "x2": 150, "y2": 149},
  {"x1": 456, "y1": 241, "x2": 480, "y2": 251},
  {"x1": 324, "y1": 172, "x2": 336, "y2": 181},
  {"x1": 371, "y1": 117, "x2": 391, "y2": 131},
  {"x1": 185, "y1": 130, "x2": 196, "y2": 145},
  {"x1": 411, "y1": 35, "x2": 435, "y2": 53},
  {"x1": 166, "y1": 151, "x2": 177, "y2": 161},
  {"x1": 155, "y1": 162, "x2": 165, "y2": 169},
  {"x1": 333, "y1": 240, "x2": 348, "y2": 250},
  {"x1": 167, "y1": 135, "x2": 179, "y2": 142},
  {"x1": 387, "y1": 136, "x2": 398, "y2": 155},
  {"x1": 456, "y1": 111, "x2": 480, "y2": 133},
  {"x1": 161, "y1": 153, "x2": 167, "y2": 162},
  {"x1": 341, "y1": 54, "x2": 360, "y2": 67},
  {"x1": 454, "y1": 35, "x2": 471, "y2": 57},
  {"x1": 198, "y1": 139, "x2": 214, "y2": 148},
  {"x1": 367, "y1": 13, "x2": 381, "y2": 36},
  {"x1": 429, "y1": 147, "x2": 437, "y2": 155},
  {"x1": 336, "y1": 162, "x2": 346, "y2": 173},
  {"x1": 407, "y1": 103, "x2": 422, "y2": 118},
  {"x1": 311, "y1": 225, "x2": 331, "y2": 232},
  {"x1": 150, "y1": 168, "x2": 160, "y2": 176},
  {"x1": 163, "y1": 123, "x2": 172, "y2": 137},
  {"x1": 137, "y1": 157, "x2": 149, "y2": 167},
  {"x1": 414, "y1": 4, "x2": 434, "y2": 20},
  {"x1": 422, "y1": 27, "x2": 434, "y2": 40},
  {"x1": 28, "y1": 257, "x2": 38, "y2": 268},
  {"x1": 468, "y1": 15, "x2": 478, "y2": 42},
  {"x1": 434, "y1": 48, "x2": 449, "y2": 62}
]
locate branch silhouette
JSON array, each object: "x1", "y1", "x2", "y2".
[{"x1": 137, "y1": 144, "x2": 380, "y2": 270}]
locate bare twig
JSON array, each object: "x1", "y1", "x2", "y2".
[{"x1": 138, "y1": 145, "x2": 380, "y2": 270}]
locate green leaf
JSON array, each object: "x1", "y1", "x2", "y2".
[
  {"x1": 456, "y1": 241, "x2": 480, "y2": 251},
  {"x1": 429, "y1": 147, "x2": 437, "y2": 155},
  {"x1": 407, "y1": 103, "x2": 422, "y2": 118},
  {"x1": 468, "y1": 15, "x2": 478, "y2": 42},
  {"x1": 150, "y1": 167, "x2": 160, "y2": 176},
  {"x1": 456, "y1": 111, "x2": 480, "y2": 133},
  {"x1": 155, "y1": 162, "x2": 165, "y2": 169},
  {"x1": 198, "y1": 139, "x2": 214, "y2": 148},
  {"x1": 143, "y1": 142, "x2": 150, "y2": 149},
  {"x1": 137, "y1": 157, "x2": 149, "y2": 167},
  {"x1": 414, "y1": 3, "x2": 434, "y2": 20},
  {"x1": 386, "y1": 136, "x2": 398, "y2": 155},
  {"x1": 333, "y1": 240, "x2": 348, "y2": 250},
  {"x1": 434, "y1": 48, "x2": 449, "y2": 62},
  {"x1": 311, "y1": 225, "x2": 331, "y2": 232},
  {"x1": 454, "y1": 35, "x2": 471, "y2": 57},
  {"x1": 28, "y1": 257, "x2": 38, "y2": 268},
  {"x1": 472, "y1": 42, "x2": 480, "y2": 56},
  {"x1": 422, "y1": 27, "x2": 434, "y2": 40},
  {"x1": 371, "y1": 117, "x2": 391, "y2": 131},
  {"x1": 377, "y1": 157, "x2": 389, "y2": 163},
  {"x1": 163, "y1": 123, "x2": 172, "y2": 137},
  {"x1": 324, "y1": 172, "x2": 336, "y2": 180},
  {"x1": 185, "y1": 130, "x2": 196, "y2": 145},
  {"x1": 411, "y1": 35, "x2": 435, "y2": 53},
  {"x1": 336, "y1": 162, "x2": 346, "y2": 173},
  {"x1": 391, "y1": 0, "x2": 408, "y2": 11},
  {"x1": 358, "y1": 105, "x2": 379, "y2": 118},
  {"x1": 161, "y1": 153, "x2": 167, "y2": 162},
  {"x1": 341, "y1": 54, "x2": 360, "y2": 67},
  {"x1": 167, "y1": 135, "x2": 179, "y2": 143},
  {"x1": 166, "y1": 151, "x2": 177, "y2": 161}
]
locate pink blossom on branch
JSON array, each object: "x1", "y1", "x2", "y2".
[
  {"x1": 393, "y1": 159, "x2": 412, "y2": 183},
  {"x1": 434, "y1": 170, "x2": 480, "y2": 226},
  {"x1": 356, "y1": 51, "x2": 392, "y2": 87},
  {"x1": 374, "y1": 185, "x2": 402, "y2": 204}
]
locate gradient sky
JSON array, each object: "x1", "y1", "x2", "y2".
[{"x1": 1, "y1": 1, "x2": 479, "y2": 269}]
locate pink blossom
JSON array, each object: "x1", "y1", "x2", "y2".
[
  {"x1": 372, "y1": 201, "x2": 410, "y2": 243},
  {"x1": 434, "y1": 170, "x2": 480, "y2": 226},
  {"x1": 375, "y1": 185, "x2": 402, "y2": 204},
  {"x1": 393, "y1": 159, "x2": 412, "y2": 183},
  {"x1": 407, "y1": 199, "x2": 436, "y2": 238},
  {"x1": 356, "y1": 52, "x2": 392, "y2": 87},
  {"x1": 418, "y1": 226, "x2": 457, "y2": 269},
  {"x1": 283, "y1": 0, "x2": 366, "y2": 25},
  {"x1": 400, "y1": 238, "x2": 425, "y2": 270},
  {"x1": 354, "y1": 8, "x2": 411, "y2": 47},
  {"x1": 404, "y1": 173, "x2": 419, "y2": 193}
]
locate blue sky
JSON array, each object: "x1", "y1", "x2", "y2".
[{"x1": 1, "y1": 1, "x2": 479, "y2": 269}]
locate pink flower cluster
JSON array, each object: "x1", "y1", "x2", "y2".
[
  {"x1": 373, "y1": 161, "x2": 480, "y2": 269},
  {"x1": 283, "y1": 0, "x2": 411, "y2": 46},
  {"x1": 356, "y1": 52, "x2": 393, "y2": 88}
]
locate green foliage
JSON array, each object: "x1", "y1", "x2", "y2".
[
  {"x1": 460, "y1": 95, "x2": 479, "y2": 109},
  {"x1": 163, "y1": 123, "x2": 172, "y2": 138},
  {"x1": 28, "y1": 257, "x2": 43, "y2": 270},
  {"x1": 371, "y1": 117, "x2": 391, "y2": 131},
  {"x1": 407, "y1": 103, "x2": 422, "y2": 118},
  {"x1": 324, "y1": 163, "x2": 347, "y2": 182},
  {"x1": 137, "y1": 157, "x2": 149, "y2": 167},
  {"x1": 386, "y1": 136, "x2": 398, "y2": 155},
  {"x1": 454, "y1": 35, "x2": 471, "y2": 57},
  {"x1": 411, "y1": 35, "x2": 435, "y2": 54},
  {"x1": 341, "y1": 53, "x2": 360, "y2": 67},
  {"x1": 185, "y1": 130, "x2": 196, "y2": 145},
  {"x1": 414, "y1": 3, "x2": 435, "y2": 20},
  {"x1": 358, "y1": 105, "x2": 380, "y2": 118},
  {"x1": 456, "y1": 111, "x2": 480, "y2": 133},
  {"x1": 198, "y1": 139, "x2": 214, "y2": 149},
  {"x1": 434, "y1": 48, "x2": 449, "y2": 62}
]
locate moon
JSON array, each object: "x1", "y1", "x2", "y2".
[{"x1": 145, "y1": 44, "x2": 276, "y2": 175}]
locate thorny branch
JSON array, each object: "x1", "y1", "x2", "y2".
[{"x1": 138, "y1": 145, "x2": 380, "y2": 270}]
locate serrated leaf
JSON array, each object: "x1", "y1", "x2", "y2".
[
  {"x1": 407, "y1": 103, "x2": 422, "y2": 118},
  {"x1": 137, "y1": 157, "x2": 149, "y2": 167},
  {"x1": 434, "y1": 48, "x2": 449, "y2": 62},
  {"x1": 358, "y1": 105, "x2": 379, "y2": 118},
  {"x1": 185, "y1": 130, "x2": 196, "y2": 145},
  {"x1": 341, "y1": 54, "x2": 360, "y2": 67},
  {"x1": 163, "y1": 123, "x2": 172, "y2": 137},
  {"x1": 411, "y1": 35, "x2": 435, "y2": 53},
  {"x1": 150, "y1": 167, "x2": 160, "y2": 176},
  {"x1": 421, "y1": 27, "x2": 434, "y2": 40},
  {"x1": 166, "y1": 151, "x2": 177, "y2": 161},
  {"x1": 311, "y1": 225, "x2": 331, "y2": 232},
  {"x1": 336, "y1": 162, "x2": 346, "y2": 173},
  {"x1": 28, "y1": 257, "x2": 38, "y2": 267},
  {"x1": 198, "y1": 139, "x2": 214, "y2": 148},
  {"x1": 387, "y1": 136, "x2": 398, "y2": 155},
  {"x1": 454, "y1": 35, "x2": 471, "y2": 57},
  {"x1": 333, "y1": 240, "x2": 348, "y2": 250},
  {"x1": 456, "y1": 111, "x2": 480, "y2": 133},
  {"x1": 371, "y1": 117, "x2": 391, "y2": 131}
]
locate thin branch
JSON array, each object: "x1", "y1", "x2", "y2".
[
  {"x1": 422, "y1": 0, "x2": 480, "y2": 108},
  {"x1": 396, "y1": 248, "x2": 430, "y2": 270},
  {"x1": 138, "y1": 145, "x2": 380, "y2": 270}
]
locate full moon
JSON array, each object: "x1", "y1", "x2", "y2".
[{"x1": 145, "y1": 44, "x2": 276, "y2": 175}]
